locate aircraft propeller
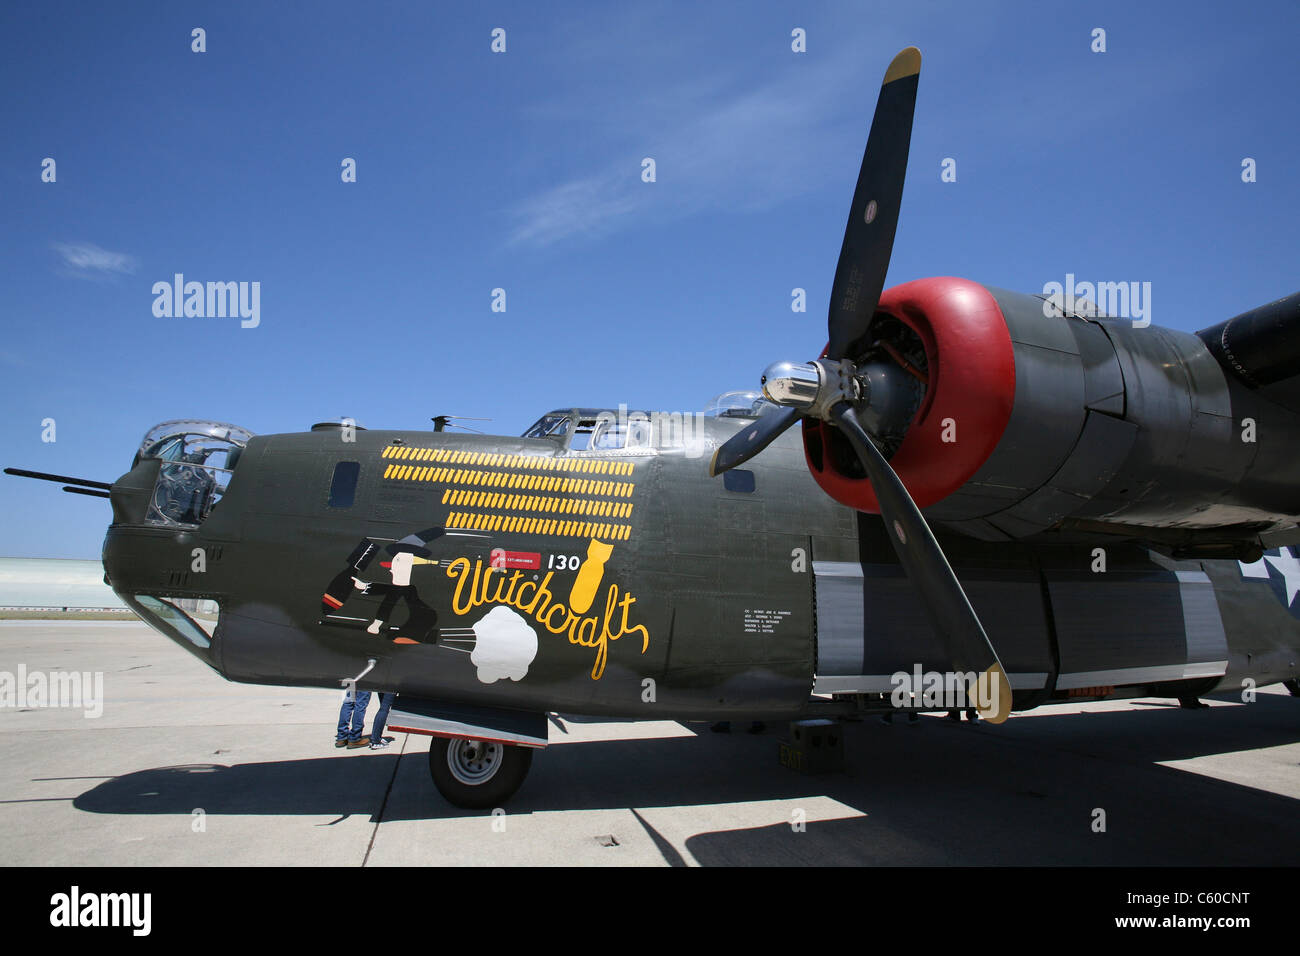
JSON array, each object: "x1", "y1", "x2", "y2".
[{"x1": 709, "y1": 47, "x2": 1011, "y2": 723}]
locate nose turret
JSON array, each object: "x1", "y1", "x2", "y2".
[{"x1": 100, "y1": 420, "x2": 255, "y2": 672}]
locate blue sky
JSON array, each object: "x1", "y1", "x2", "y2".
[{"x1": 2, "y1": 0, "x2": 1297, "y2": 558}]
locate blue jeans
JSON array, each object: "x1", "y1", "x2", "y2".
[
  {"x1": 336, "y1": 690, "x2": 372, "y2": 741},
  {"x1": 372, "y1": 692, "x2": 395, "y2": 742}
]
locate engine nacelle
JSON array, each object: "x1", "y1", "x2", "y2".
[{"x1": 803, "y1": 277, "x2": 1300, "y2": 546}]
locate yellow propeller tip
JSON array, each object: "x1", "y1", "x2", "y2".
[
  {"x1": 884, "y1": 46, "x2": 922, "y2": 84},
  {"x1": 707, "y1": 447, "x2": 722, "y2": 478},
  {"x1": 975, "y1": 663, "x2": 1012, "y2": 724}
]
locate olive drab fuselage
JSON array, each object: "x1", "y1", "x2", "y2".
[{"x1": 101, "y1": 409, "x2": 1300, "y2": 720}]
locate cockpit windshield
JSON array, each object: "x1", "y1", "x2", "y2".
[{"x1": 137, "y1": 420, "x2": 254, "y2": 527}]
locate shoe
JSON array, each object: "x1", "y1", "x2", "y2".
[
  {"x1": 334, "y1": 738, "x2": 348, "y2": 748},
  {"x1": 747, "y1": 721, "x2": 766, "y2": 734},
  {"x1": 369, "y1": 739, "x2": 391, "y2": 750},
  {"x1": 710, "y1": 721, "x2": 731, "y2": 733},
  {"x1": 346, "y1": 736, "x2": 371, "y2": 749}
]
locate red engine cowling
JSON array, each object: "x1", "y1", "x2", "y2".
[{"x1": 802, "y1": 276, "x2": 1017, "y2": 513}]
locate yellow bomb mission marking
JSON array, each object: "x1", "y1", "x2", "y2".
[{"x1": 445, "y1": 557, "x2": 648, "y2": 680}]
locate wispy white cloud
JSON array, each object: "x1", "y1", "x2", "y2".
[
  {"x1": 52, "y1": 241, "x2": 137, "y2": 276},
  {"x1": 510, "y1": 174, "x2": 643, "y2": 246},
  {"x1": 508, "y1": 46, "x2": 882, "y2": 247}
]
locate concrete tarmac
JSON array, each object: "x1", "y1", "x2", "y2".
[{"x1": 2, "y1": 620, "x2": 1298, "y2": 866}]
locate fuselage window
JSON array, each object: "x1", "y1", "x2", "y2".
[
  {"x1": 329, "y1": 461, "x2": 361, "y2": 508},
  {"x1": 723, "y1": 469, "x2": 756, "y2": 494}
]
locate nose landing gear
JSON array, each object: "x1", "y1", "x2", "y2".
[{"x1": 428, "y1": 736, "x2": 534, "y2": 808}]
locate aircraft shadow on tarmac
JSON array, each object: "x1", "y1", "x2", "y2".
[{"x1": 72, "y1": 694, "x2": 1300, "y2": 865}]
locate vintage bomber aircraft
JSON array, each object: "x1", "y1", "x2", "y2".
[{"x1": 9, "y1": 48, "x2": 1300, "y2": 808}]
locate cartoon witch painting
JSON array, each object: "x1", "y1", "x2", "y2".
[
  {"x1": 353, "y1": 531, "x2": 442, "y2": 643},
  {"x1": 321, "y1": 529, "x2": 443, "y2": 644}
]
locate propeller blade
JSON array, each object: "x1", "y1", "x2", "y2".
[
  {"x1": 829, "y1": 402, "x2": 1011, "y2": 722},
  {"x1": 708, "y1": 405, "x2": 801, "y2": 477},
  {"x1": 826, "y1": 46, "x2": 921, "y2": 361}
]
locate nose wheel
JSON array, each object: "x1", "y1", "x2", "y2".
[{"x1": 428, "y1": 736, "x2": 533, "y2": 808}]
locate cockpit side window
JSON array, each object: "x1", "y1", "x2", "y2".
[
  {"x1": 522, "y1": 414, "x2": 570, "y2": 439},
  {"x1": 591, "y1": 418, "x2": 652, "y2": 450},
  {"x1": 568, "y1": 419, "x2": 599, "y2": 451}
]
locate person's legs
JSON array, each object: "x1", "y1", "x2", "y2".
[
  {"x1": 348, "y1": 691, "x2": 372, "y2": 741},
  {"x1": 336, "y1": 696, "x2": 355, "y2": 742},
  {"x1": 371, "y1": 692, "x2": 394, "y2": 744}
]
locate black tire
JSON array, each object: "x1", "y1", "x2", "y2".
[{"x1": 427, "y1": 737, "x2": 533, "y2": 809}]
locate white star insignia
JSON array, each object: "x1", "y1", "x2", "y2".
[
  {"x1": 1240, "y1": 547, "x2": 1300, "y2": 607},
  {"x1": 1264, "y1": 548, "x2": 1300, "y2": 607}
]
